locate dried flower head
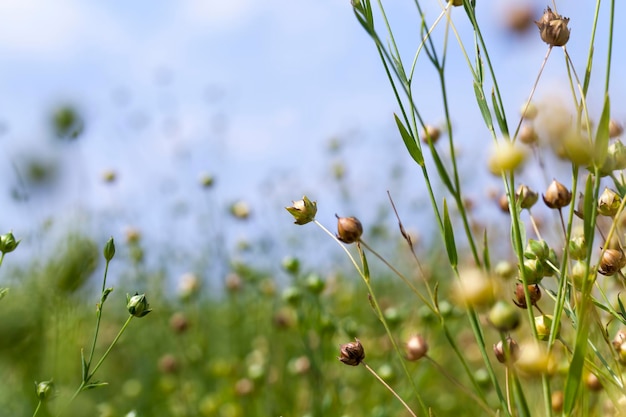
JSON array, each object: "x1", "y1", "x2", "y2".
[
  {"x1": 285, "y1": 196, "x2": 317, "y2": 225},
  {"x1": 513, "y1": 283, "x2": 542, "y2": 309},
  {"x1": 543, "y1": 179, "x2": 572, "y2": 209},
  {"x1": 335, "y1": 215, "x2": 363, "y2": 244},
  {"x1": 405, "y1": 334, "x2": 428, "y2": 361},
  {"x1": 598, "y1": 248, "x2": 626, "y2": 276},
  {"x1": 535, "y1": 7, "x2": 570, "y2": 47},
  {"x1": 338, "y1": 338, "x2": 365, "y2": 366},
  {"x1": 493, "y1": 337, "x2": 520, "y2": 364}
]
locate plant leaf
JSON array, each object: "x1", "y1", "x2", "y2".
[
  {"x1": 583, "y1": 176, "x2": 595, "y2": 244},
  {"x1": 473, "y1": 82, "x2": 493, "y2": 130},
  {"x1": 491, "y1": 88, "x2": 508, "y2": 137},
  {"x1": 394, "y1": 114, "x2": 424, "y2": 166},
  {"x1": 443, "y1": 199, "x2": 458, "y2": 267},
  {"x1": 594, "y1": 94, "x2": 611, "y2": 167},
  {"x1": 430, "y1": 147, "x2": 455, "y2": 192}
]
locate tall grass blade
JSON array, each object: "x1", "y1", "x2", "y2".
[{"x1": 394, "y1": 114, "x2": 424, "y2": 166}]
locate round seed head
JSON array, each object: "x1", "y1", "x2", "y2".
[
  {"x1": 405, "y1": 334, "x2": 428, "y2": 361},
  {"x1": 335, "y1": 215, "x2": 363, "y2": 244},
  {"x1": 609, "y1": 119, "x2": 624, "y2": 138},
  {"x1": 338, "y1": 338, "x2": 365, "y2": 366},
  {"x1": 488, "y1": 140, "x2": 527, "y2": 175},
  {"x1": 488, "y1": 300, "x2": 521, "y2": 332},
  {"x1": 516, "y1": 184, "x2": 539, "y2": 209},
  {"x1": 535, "y1": 7, "x2": 570, "y2": 47},
  {"x1": 598, "y1": 248, "x2": 626, "y2": 276},
  {"x1": 518, "y1": 124, "x2": 539, "y2": 145},
  {"x1": 513, "y1": 283, "x2": 541, "y2": 309},
  {"x1": 422, "y1": 125, "x2": 441, "y2": 144},
  {"x1": 520, "y1": 102, "x2": 538, "y2": 120},
  {"x1": 597, "y1": 187, "x2": 621, "y2": 217},
  {"x1": 543, "y1": 179, "x2": 572, "y2": 209},
  {"x1": 493, "y1": 337, "x2": 520, "y2": 364}
]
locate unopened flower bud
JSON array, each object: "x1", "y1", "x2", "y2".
[
  {"x1": 609, "y1": 119, "x2": 624, "y2": 138},
  {"x1": 513, "y1": 283, "x2": 541, "y2": 309},
  {"x1": 335, "y1": 215, "x2": 363, "y2": 244},
  {"x1": 451, "y1": 0, "x2": 463, "y2": 6},
  {"x1": 488, "y1": 300, "x2": 521, "y2": 331},
  {"x1": 598, "y1": 248, "x2": 626, "y2": 276},
  {"x1": 516, "y1": 184, "x2": 538, "y2": 209},
  {"x1": 493, "y1": 337, "x2": 520, "y2": 364},
  {"x1": 543, "y1": 179, "x2": 572, "y2": 209},
  {"x1": 421, "y1": 125, "x2": 441, "y2": 144},
  {"x1": 535, "y1": 315, "x2": 559, "y2": 341},
  {"x1": 338, "y1": 338, "x2": 365, "y2": 366},
  {"x1": 169, "y1": 312, "x2": 189, "y2": 334},
  {"x1": 103, "y1": 237, "x2": 115, "y2": 261},
  {"x1": 535, "y1": 7, "x2": 570, "y2": 47},
  {"x1": 598, "y1": 187, "x2": 621, "y2": 217},
  {"x1": 127, "y1": 293, "x2": 152, "y2": 317},
  {"x1": 281, "y1": 256, "x2": 300, "y2": 275},
  {"x1": 305, "y1": 273, "x2": 325, "y2": 294},
  {"x1": 0, "y1": 231, "x2": 20, "y2": 254},
  {"x1": 285, "y1": 196, "x2": 317, "y2": 225},
  {"x1": 35, "y1": 380, "x2": 54, "y2": 401},
  {"x1": 405, "y1": 334, "x2": 428, "y2": 361}
]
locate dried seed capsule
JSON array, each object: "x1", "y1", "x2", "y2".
[
  {"x1": 543, "y1": 179, "x2": 572, "y2": 209},
  {"x1": 335, "y1": 215, "x2": 363, "y2": 244},
  {"x1": 609, "y1": 119, "x2": 624, "y2": 138},
  {"x1": 405, "y1": 334, "x2": 428, "y2": 361},
  {"x1": 598, "y1": 248, "x2": 626, "y2": 276},
  {"x1": 513, "y1": 283, "x2": 541, "y2": 309},
  {"x1": 421, "y1": 125, "x2": 441, "y2": 144},
  {"x1": 535, "y1": 7, "x2": 570, "y2": 47},
  {"x1": 518, "y1": 125, "x2": 539, "y2": 145},
  {"x1": 493, "y1": 337, "x2": 520, "y2": 364},
  {"x1": 338, "y1": 338, "x2": 365, "y2": 366}
]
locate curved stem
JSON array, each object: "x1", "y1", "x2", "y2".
[{"x1": 362, "y1": 362, "x2": 417, "y2": 417}]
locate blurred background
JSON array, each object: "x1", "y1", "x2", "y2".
[
  {"x1": 2, "y1": 1, "x2": 626, "y2": 416},
  {"x1": 1, "y1": 0, "x2": 625, "y2": 282}
]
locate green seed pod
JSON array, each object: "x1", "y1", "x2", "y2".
[
  {"x1": 525, "y1": 239, "x2": 550, "y2": 261},
  {"x1": 521, "y1": 258, "x2": 544, "y2": 284},
  {"x1": 568, "y1": 235, "x2": 587, "y2": 260},
  {"x1": 488, "y1": 300, "x2": 521, "y2": 332},
  {"x1": 285, "y1": 196, "x2": 317, "y2": 225},
  {"x1": 597, "y1": 187, "x2": 621, "y2": 217},
  {"x1": 535, "y1": 315, "x2": 559, "y2": 341}
]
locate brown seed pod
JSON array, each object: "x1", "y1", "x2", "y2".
[
  {"x1": 598, "y1": 248, "x2": 626, "y2": 276},
  {"x1": 513, "y1": 283, "x2": 541, "y2": 309},
  {"x1": 338, "y1": 338, "x2": 365, "y2": 366},
  {"x1": 493, "y1": 337, "x2": 520, "y2": 364},
  {"x1": 543, "y1": 179, "x2": 572, "y2": 209},
  {"x1": 535, "y1": 7, "x2": 570, "y2": 47},
  {"x1": 335, "y1": 215, "x2": 363, "y2": 244},
  {"x1": 405, "y1": 334, "x2": 429, "y2": 361}
]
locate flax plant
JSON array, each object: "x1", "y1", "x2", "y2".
[{"x1": 290, "y1": 0, "x2": 624, "y2": 415}]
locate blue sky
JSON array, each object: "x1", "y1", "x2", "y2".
[{"x1": 1, "y1": 1, "x2": 625, "y2": 280}]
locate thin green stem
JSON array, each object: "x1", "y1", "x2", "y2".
[
  {"x1": 362, "y1": 362, "x2": 417, "y2": 417},
  {"x1": 32, "y1": 401, "x2": 42, "y2": 417}
]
